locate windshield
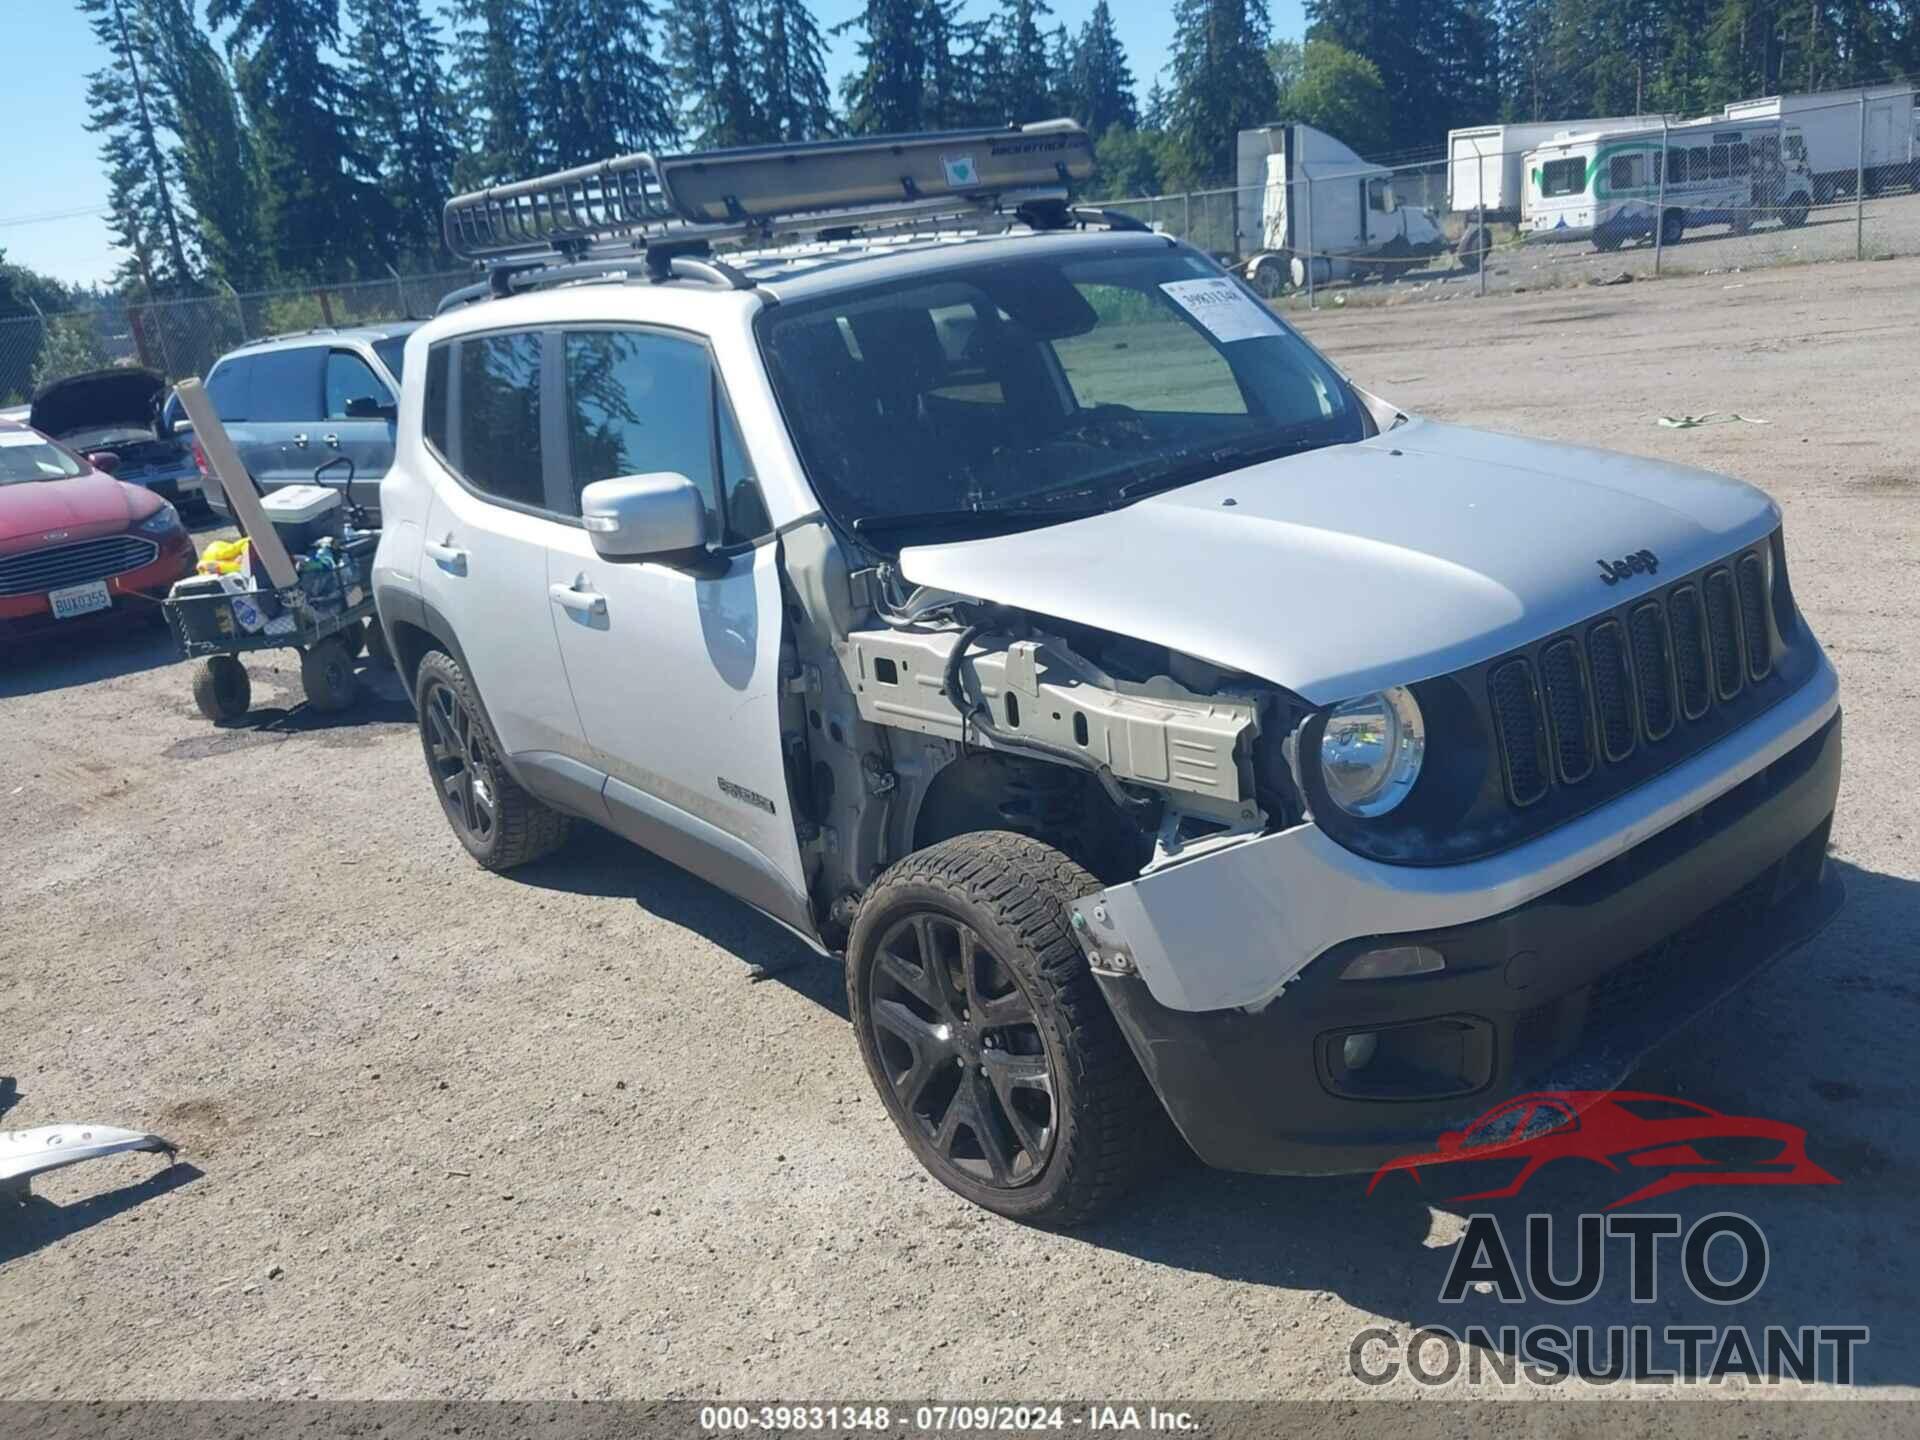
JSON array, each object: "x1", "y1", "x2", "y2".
[
  {"x1": 0, "y1": 430, "x2": 87, "y2": 484},
  {"x1": 756, "y1": 244, "x2": 1364, "y2": 541}
]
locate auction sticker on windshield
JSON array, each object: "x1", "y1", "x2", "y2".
[{"x1": 1160, "y1": 277, "x2": 1284, "y2": 343}]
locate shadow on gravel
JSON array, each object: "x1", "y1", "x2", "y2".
[
  {"x1": 161, "y1": 658, "x2": 413, "y2": 761},
  {"x1": 0, "y1": 620, "x2": 179, "y2": 698},
  {"x1": 0, "y1": 1162, "x2": 204, "y2": 1268},
  {"x1": 1070, "y1": 857, "x2": 1920, "y2": 1389},
  {"x1": 0, "y1": 1076, "x2": 20, "y2": 1121},
  {"x1": 509, "y1": 825, "x2": 845, "y2": 1017}
]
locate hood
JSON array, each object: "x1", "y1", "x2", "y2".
[
  {"x1": 897, "y1": 418, "x2": 1780, "y2": 705},
  {"x1": 29, "y1": 367, "x2": 166, "y2": 441},
  {"x1": 0, "y1": 470, "x2": 154, "y2": 546}
]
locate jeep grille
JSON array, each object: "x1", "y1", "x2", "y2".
[{"x1": 1489, "y1": 539, "x2": 1791, "y2": 810}]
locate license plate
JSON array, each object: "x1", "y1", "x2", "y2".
[{"x1": 49, "y1": 580, "x2": 112, "y2": 620}]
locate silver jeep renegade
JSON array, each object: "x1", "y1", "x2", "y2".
[{"x1": 373, "y1": 123, "x2": 1842, "y2": 1223}]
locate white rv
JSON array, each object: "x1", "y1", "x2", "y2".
[
  {"x1": 1236, "y1": 123, "x2": 1447, "y2": 292},
  {"x1": 1523, "y1": 115, "x2": 1813, "y2": 251},
  {"x1": 1722, "y1": 86, "x2": 1918, "y2": 200}
]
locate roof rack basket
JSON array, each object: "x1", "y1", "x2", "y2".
[{"x1": 442, "y1": 120, "x2": 1096, "y2": 263}]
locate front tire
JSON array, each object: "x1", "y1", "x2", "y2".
[
  {"x1": 847, "y1": 832, "x2": 1171, "y2": 1225},
  {"x1": 413, "y1": 649, "x2": 569, "y2": 870}
]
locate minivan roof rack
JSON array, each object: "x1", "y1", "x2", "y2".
[{"x1": 441, "y1": 120, "x2": 1097, "y2": 267}]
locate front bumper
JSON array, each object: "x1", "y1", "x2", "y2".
[
  {"x1": 0, "y1": 531, "x2": 196, "y2": 638},
  {"x1": 1094, "y1": 711, "x2": 1843, "y2": 1176}
]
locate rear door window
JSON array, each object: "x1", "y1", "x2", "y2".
[
  {"x1": 456, "y1": 332, "x2": 546, "y2": 508},
  {"x1": 246, "y1": 347, "x2": 325, "y2": 422}
]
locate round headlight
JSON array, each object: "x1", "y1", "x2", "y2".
[{"x1": 1319, "y1": 686, "x2": 1425, "y2": 817}]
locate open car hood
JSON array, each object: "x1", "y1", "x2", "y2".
[
  {"x1": 30, "y1": 366, "x2": 166, "y2": 441},
  {"x1": 896, "y1": 418, "x2": 1781, "y2": 705}
]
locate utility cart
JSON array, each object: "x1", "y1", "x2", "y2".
[
  {"x1": 160, "y1": 420, "x2": 386, "y2": 722},
  {"x1": 164, "y1": 529, "x2": 383, "y2": 722}
]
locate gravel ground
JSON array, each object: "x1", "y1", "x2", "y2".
[{"x1": 2, "y1": 256, "x2": 1917, "y2": 1404}]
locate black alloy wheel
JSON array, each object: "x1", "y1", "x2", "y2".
[
  {"x1": 865, "y1": 909, "x2": 1059, "y2": 1189},
  {"x1": 422, "y1": 672, "x2": 498, "y2": 848}
]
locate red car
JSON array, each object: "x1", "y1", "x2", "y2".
[
  {"x1": 1367, "y1": 1090, "x2": 1838, "y2": 1209},
  {"x1": 0, "y1": 417, "x2": 197, "y2": 642}
]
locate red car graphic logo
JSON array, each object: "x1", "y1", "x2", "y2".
[{"x1": 1368, "y1": 1091, "x2": 1838, "y2": 1210}]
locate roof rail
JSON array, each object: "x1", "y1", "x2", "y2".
[{"x1": 442, "y1": 120, "x2": 1096, "y2": 264}]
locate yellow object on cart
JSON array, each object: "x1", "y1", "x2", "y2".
[{"x1": 196, "y1": 536, "x2": 251, "y2": 576}]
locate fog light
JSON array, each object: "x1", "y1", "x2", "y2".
[
  {"x1": 1340, "y1": 944, "x2": 1445, "y2": 981},
  {"x1": 1342, "y1": 1032, "x2": 1379, "y2": 1071}
]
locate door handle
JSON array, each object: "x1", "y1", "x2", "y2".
[
  {"x1": 425, "y1": 537, "x2": 468, "y2": 573},
  {"x1": 549, "y1": 581, "x2": 607, "y2": 618},
  {"x1": 291, "y1": 433, "x2": 309, "y2": 448},
  {"x1": 323, "y1": 433, "x2": 340, "y2": 448}
]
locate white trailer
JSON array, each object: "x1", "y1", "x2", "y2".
[
  {"x1": 1722, "y1": 86, "x2": 1918, "y2": 200},
  {"x1": 1446, "y1": 115, "x2": 1670, "y2": 268},
  {"x1": 1235, "y1": 123, "x2": 1447, "y2": 293}
]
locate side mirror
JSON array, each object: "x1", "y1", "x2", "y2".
[
  {"x1": 1436, "y1": 1130, "x2": 1463, "y2": 1154},
  {"x1": 344, "y1": 395, "x2": 396, "y2": 421},
  {"x1": 85, "y1": 450, "x2": 122, "y2": 473},
  {"x1": 580, "y1": 473, "x2": 708, "y2": 559}
]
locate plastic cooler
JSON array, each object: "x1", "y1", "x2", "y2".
[{"x1": 259, "y1": 484, "x2": 344, "y2": 555}]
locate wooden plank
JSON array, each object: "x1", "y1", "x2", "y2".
[{"x1": 172, "y1": 379, "x2": 298, "y2": 591}]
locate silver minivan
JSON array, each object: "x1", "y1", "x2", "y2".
[{"x1": 199, "y1": 322, "x2": 418, "y2": 521}]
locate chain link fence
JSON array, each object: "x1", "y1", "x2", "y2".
[
  {"x1": 1101, "y1": 86, "x2": 1919, "y2": 313},
  {"x1": 0, "y1": 267, "x2": 475, "y2": 406},
  {"x1": 4, "y1": 87, "x2": 1916, "y2": 403}
]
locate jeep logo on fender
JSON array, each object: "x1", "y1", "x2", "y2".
[{"x1": 1597, "y1": 549, "x2": 1660, "y2": 585}]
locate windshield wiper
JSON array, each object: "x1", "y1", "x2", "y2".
[
  {"x1": 1110, "y1": 434, "x2": 1323, "y2": 502},
  {"x1": 851, "y1": 498, "x2": 1110, "y2": 536}
]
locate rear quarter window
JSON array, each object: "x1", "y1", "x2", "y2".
[{"x1": 423, "y1": 343, "x2": 451, "y2": 460}]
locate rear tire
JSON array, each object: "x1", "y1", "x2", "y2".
[
  {"x1": 847, "y1": 832, "x2": 1172, "y2": 1226},
  {"x1": 413, "y1": 648, "x2": 569, "y2": 871},
  {"x1": 1659, "y1": 209, "x2": 1685, "y2": 246},
  {"x1": 192, "y1": 655, "x2": 250, "y2": 722},
  {"x1": 300, "y1": 638, "x2": 358, "y2": 712}
]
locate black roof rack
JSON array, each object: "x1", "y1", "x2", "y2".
[{"x1": 442, "y1": 120, "x2": 1096, "y2": 265}]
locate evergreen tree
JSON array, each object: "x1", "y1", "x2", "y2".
[
  {"x1": 531, "y1": 0, "x2": 679, "y2": 166},
  {"x1": 1310, "y1": 0, "x2": 1498, "y2": 148},
  {"x1": 142, "y1": 0, "x2": 267, "y2": 287},
  {"x1": 753, "y1": 0, "x2": 836, "y2": 141},
  {"x1": 450, "y1": 0, "x2": 540, "y2": 188},
  {"x1": 840, "y1": 0, "x2": 934, "y2": 132},
  {"x1": 1163, "y1": 0, "x2": 1278, "y2": 183},
  {"x1": 987, "y1": 0, "x2": 1057, "y2": 124},
  {"x1": 208, "y1": 0, "x2": 386, "y2": 279},
  {"x1": 670, "y1": 0, "x2": 765, "y2": 146},
  {"x1": 346, "y1": 0, "x2": 458, "y2": 262},
  {"x1": 1064, "y1": 0, "x2": 1138, "y2": 137},
  {"x1": 79, "y1": 0, "x2": 196, "y2": 292}
]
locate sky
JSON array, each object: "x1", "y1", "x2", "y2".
[{"x1": 0, "y1": 0, "x2": 1307, "y2": 290}]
